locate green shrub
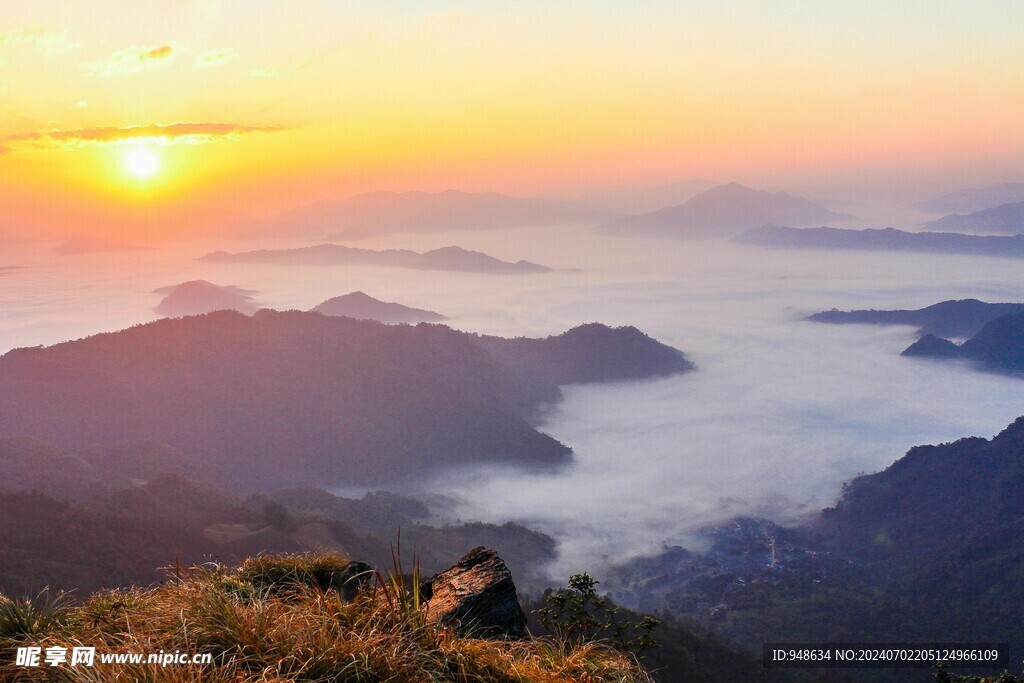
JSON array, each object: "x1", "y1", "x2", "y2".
[{"x1": 537, "y1": 572, "x2": 660, "y2": 657}]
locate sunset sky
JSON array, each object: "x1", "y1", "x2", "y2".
[{"x1": 1, "y1": 0, "x2": 1022, "y2": 237}]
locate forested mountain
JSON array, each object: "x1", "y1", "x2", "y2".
[
  {"x1": 807, "y1": 299, "x2": 1024, "y2": 338},
  {"x1": 0, "y1": 310, "x2": 692, "y2": 490},
  {"x1": 605, "y1": 418, "x2": 1024, "y2": 674},
  {"x1": 902, "y1": 311, "x2": 1024, "y2": 372}
]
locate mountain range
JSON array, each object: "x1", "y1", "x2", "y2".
[
  {"x1": 600, "y1": 182, "x2": 852, "y2": 239},
  {"x1": 902, "y1": 311, "x2": 1024, "y2": 372},
  {"x1": 200, "y1": 244, "x2": 551, "y2": 274},
  {"x1": 736, "y1": 224, "x2": 1024, "y2": 258},
  {"x1": 606, "y1": 415, "x2": 1024, "y2": 670},
  {"x1": 922, "y1": 201, "x2": 1024, "y2": 235},
  {"x1": 578, "y1": 179, "x2": 719, "y2": 214},
  {"x1": 914, "y1": 182, "x2": 1024, "y2": 214},
  {"x1": 807, "y1": 299, "x2": 1024, "y2": 338},
  {"x1": 0, "y1": 311, "x2": 692, "y2": 490}
]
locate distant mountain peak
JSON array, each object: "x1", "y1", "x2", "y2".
[
  {"x1": 923, "y1": 200, "x2": 1024, "y2": 235},
  {"x1": 154, "y1": 280, "x2": 259, "y2": 317},
  {"x1": 598, "y1": 182, "x2": 851, "y2": 239},
  {"x1": 914, "y1": 182, "x2": 1024, "y2": 215},
  {"x1": 310, "y1": 292, "x2": 446, "y2": 324}
]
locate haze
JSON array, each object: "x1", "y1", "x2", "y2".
[{"x1": 2, "y1": 1, "x2": 1024, "y2": 240}]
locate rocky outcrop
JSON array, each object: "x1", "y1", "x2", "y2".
[{"x1": 422, "y1": 547, "x2": 527, "y2": 638}]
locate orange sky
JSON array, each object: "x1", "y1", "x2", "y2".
[{"x1": 1, "y1": 1, "x2": 1023, "y2": 239}]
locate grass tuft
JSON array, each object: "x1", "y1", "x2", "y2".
[{"x1": 0, "y1": 553, "x2": 653, "y2": 683}]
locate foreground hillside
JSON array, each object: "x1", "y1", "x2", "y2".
[
  {"x1": 0, "y1": 553, "x2": 653, "y2": 683},
  {"x1": 0, "y1": 310, "x2": 692, "y2": 490},
  {"x1": 0, "y1": 460, "x2": 558, "y2": 597},
  {"x1": 607, "y1": 416, "x2": 1024, "y2": 678}
]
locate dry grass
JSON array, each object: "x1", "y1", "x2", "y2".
[{"x1": 0, "y1": 553, "x2": 653, "y2": 683}]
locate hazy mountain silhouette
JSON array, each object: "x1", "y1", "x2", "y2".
[
  {"x1": 0, "y1": 437, "x2": 101, "y2": 500},
  {"x1": 914, "y1": 182, "x2": 1024, "y2": 214},
  {"x1": 52, "y1": 236, "x2": 154, "y2": 255},
  {"x1": 200, "y1": 244, "x2": 551, "y2": 274},
  {"x1": 79, "y1": 441, "x2": 226, "y2": 488},
  {"x1": 311, "y1": 291, "x2": 446, "y2": 324},
  {"x1": 154, "y1": 280, "x2": 260, "y2": 317},
  {"x1": 901, "y1": 311, "x2": 1024, "y2": 372},
  {"x1": 737, "y1": 224, "x2": 1024, "y2": 258},
  {"x1": 807, "y1": 299, "x2": 1024, "y2": 338},
  {"x1": 599, "y1": 182, "x2": 852, "y2": 239},
  {"x1": 278, "y1": 189, "x2": 610, "y2": 239},
  {"x1": 0, "y1": 311, "x2": 692, "y2": 490},
  {"x1": 579, "y1": 179, "x2": 718, "y2": 214},
  {"x1": 0, "y1": 265, "x2": 22, "y2": 275},
  {"x1": 0, "y1": 437, "x2": 223, "y2": 500},
  {"x1": 923, "y1": 201, "x2": 1024, "y2": 234}
]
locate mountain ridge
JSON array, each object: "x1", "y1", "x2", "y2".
[
  {"x1": 0, "y1": 310, "x2": 693, "y2": 490},
  {"x1": 923, "y1": 200, "x2": 1024, "y2": 235},
  {"x1": 200, "y1": 243, "x2": 552, "y2": 274},
  {"x1": 807, "y1": 299, "x2": 1024, "y2": 338},
  {"x1": 736, "y1": 224, "x2": 1024, "y2": 258},
  {"x1": 901, "y1": 311, "x2": 1024, "y2": 372},
  {"x1": 600, "y1": 182, "x2": 852, "y2": 239},
  {"x1": 310, "y1": 291, "x2": 446, "y2": 324}
]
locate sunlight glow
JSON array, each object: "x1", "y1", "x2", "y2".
[{"x1": 123, "y1": 146, "x2": 160, "y2": 180}]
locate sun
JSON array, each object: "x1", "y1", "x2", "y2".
[{"x1": 123, "y1": 146, "x2": 160, "y2": 180}]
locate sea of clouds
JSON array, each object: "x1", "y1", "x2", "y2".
[{"x1": 3, "y1": 226, "x2": 1023, "y2": 579}]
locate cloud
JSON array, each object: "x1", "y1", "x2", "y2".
[
  {"x1": 194, "y1": 47, "x2": 235, "y2": 69},
  {"x1": 0, "y1": 25, "x2": 80, "y2": 55},
  {"x1": 0, "y1": 122, "x2": 285, "y2": 152},
  {"x1": 86, "y1": 44, "x2": 176, "y2": 77}
]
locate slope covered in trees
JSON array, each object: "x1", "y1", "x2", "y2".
[
  {"x1": 902, "y1": 311, "x2": 1024, "y2": 372},
  {"x1": 0, "y1": 311, "x2": 693, "y2": 489},
  {"x1": 807, "y1": 299, "x2": 1024, "y2": 338}
]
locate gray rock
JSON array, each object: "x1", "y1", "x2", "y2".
[{"x1": 422, "y1": 547, "x2": 527, "y2": 638}]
